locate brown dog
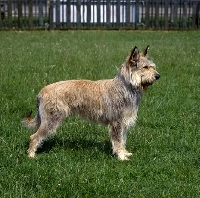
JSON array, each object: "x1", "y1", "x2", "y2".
[{"x1": 23, "y1": 46, "x2": 160, "y2": 160}]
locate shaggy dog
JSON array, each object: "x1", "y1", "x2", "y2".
[{"x1": 23, "y1": 46, "x2": 160, "y2": 160}]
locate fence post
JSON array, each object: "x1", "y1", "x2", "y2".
[
  {"x1": 18, "y1": 0, "x2": 22, "y2": 29},
  {"x1": 173, "y1": 0, "x2": 178, "y2": 29},
  {"x1": 155, "y1": 0, "x2": 159, "y2": 29},
  {"x1": 192, "y1": 2, "x2": 198, "y2": 29},
  {"x1": 106, "y1": 0, "x2": 111, "y2": 29},
  {"x1": 67, "y1": 0, "x2": 70, "y2": 29},
  {"x1": 39, "y1": 0, "x2": 43, "y2": 27},
  {"x1": 197, "y1": 3, "x2": 200, "y2": 29},
  {"x1": 29, "y1": 0, "x2": 33, "y2": 29},
  {"x1": 126, "y1": 0, "x2": 130, "y2": 28},
  {"x1": 87, "y1": 0, "x2": 91, "y2": 29},
  {"x1": 116, "y1": 0, "x2": 120, "y2": 28},
  {"x1": 97, "y1": 0, "x2": 100, "y2": 27},
  {"x1": 135, "y1": 0, "x2": 140, "y2": 29},
  {"x1": 56, "y1": 0, "x2": 60, "y2": 29},
  {"x1": 7, "y1": 0, "x2": 12, "y2": 29},
  {"x1": 164, "y1": 0, "x2": 169, "y2": 30},
  {"x1": 77, "y1": 0, "x2": 81, "y2": 29},
  {"x1": 49, "y1": 0, "x2": 54, "y2": 30},
  {"x1": 145, "y1": 0, "x2": 150, "y2": 29},
  {"x1": 0, "y1": 2, "x2": 3, "y2": 29},
  {"x1": 182, "y1": 1, "x2": 187, "y2": 29}
]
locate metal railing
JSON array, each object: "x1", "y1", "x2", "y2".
[{"x1": 0, "y1": 0, "x2": 199, "y2": 30}]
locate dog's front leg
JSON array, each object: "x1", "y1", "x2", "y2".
[
  {"x1": 108, "y1": 122, "x2": 131, "y2": 160},
  {"x1": 122, "y1": 129, "x2": 132, "y2": 157}
]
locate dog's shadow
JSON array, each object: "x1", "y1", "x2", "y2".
[{"x1": 25, "y1": 136, "x2": 112, "y2": 157}]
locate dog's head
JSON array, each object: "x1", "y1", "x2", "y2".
[{"x1": 120, "y1": 46, "x2": 160, "y2": 90}]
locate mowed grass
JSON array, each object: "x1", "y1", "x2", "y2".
[{"x1": 0, "y1": 30, "x2": 199, "y2": 198}]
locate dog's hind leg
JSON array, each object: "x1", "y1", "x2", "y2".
[
  {"x1": 28, "y1": 124, "x2": 49, "y2": 158},
  {"x1": 28, "y1": 109, "x2": 65, "y2": 158},
  {"x1": 108, "y1": 122, "x2": 131, "y2": 161}
]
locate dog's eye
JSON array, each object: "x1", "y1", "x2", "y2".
[{"x1": 144, "y1": 66, "x2": 149, "y2": 69}]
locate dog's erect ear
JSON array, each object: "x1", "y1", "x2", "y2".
[
  {"x1": 129, "y1": 46, "x2": 139, "y2": 63},
  {"x1": 141, "y1": 45, "x2": 150, "y2": 57}
]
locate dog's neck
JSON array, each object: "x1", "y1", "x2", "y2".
[{"x1": 115, "y1": 74, "x2": 142, "y2": 94}]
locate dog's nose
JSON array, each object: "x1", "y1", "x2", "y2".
[{"x1": 155, "y1": 74, "x2": 160, "y2": 80}]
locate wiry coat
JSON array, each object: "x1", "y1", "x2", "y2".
[{"x1": 23, "y1": 46, "x2": 160, "y2": 160}]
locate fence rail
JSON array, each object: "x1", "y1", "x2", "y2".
[{"x1": 0, "y1": 0, "x2": 200, "y2": 30}]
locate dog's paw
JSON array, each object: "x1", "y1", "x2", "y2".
[
  {"x1": 118, "y1": 155, "x2": 129, "y2": 161},
  {"x1": 117, "y1": 152, "x2": 130, "y2": 161},
  {"x1": 27, "y1": 150, "x2": 36, "y2": 158},
  {"x1": 124, "y1": 152, "x2": 132, "y2": 157}
]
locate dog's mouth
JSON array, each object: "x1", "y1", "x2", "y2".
[
  {"x1": 143, "y1": 81, "x2": 153, "y2": 87},
  {"x1": 141, "y1": 73, "x2": 160, "y2": 88},
  {"x1": 146, "y1": 82, "x2": 153, "y2": 85},
  {"x1": 141, "y1": 78, "x2": 154, "y2": 86}
]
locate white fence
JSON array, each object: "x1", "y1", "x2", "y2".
[{"x1": 53, "y1": 0, "x2": 141, "y2": 23}]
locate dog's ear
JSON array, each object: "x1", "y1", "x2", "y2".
[
  {"x1": 129, "y1": 46, "x2": 139, "y2": 64},
  {"x1": 141, "y1": 45, "x2": 149, "y2": 57}
]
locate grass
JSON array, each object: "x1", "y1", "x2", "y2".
[{"x1": 0, "y1": 30, "x2": 199, "y2": 198}]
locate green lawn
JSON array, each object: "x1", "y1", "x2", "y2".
[{"x1": 0, "y1": 31, "x2": 199, "y2": 198}]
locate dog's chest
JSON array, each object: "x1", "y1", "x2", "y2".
[
  {"x1": 121, "y1": 91, "x2": 142, "y2": 127},
  {"x1": 122, "y1": 106, "x2": 138, "y2": 127}
]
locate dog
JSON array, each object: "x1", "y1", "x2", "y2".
[{"x1": 23, "y1": 46, "x2": 160, "y2": 160}]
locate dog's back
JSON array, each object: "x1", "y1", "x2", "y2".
[{"x1": 37, "y1": 78, "x2": 141, "y2": 125}]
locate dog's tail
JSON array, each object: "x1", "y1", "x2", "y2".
[{"x1": 22, "y1": 110, "x2": 41, "y2": 131}]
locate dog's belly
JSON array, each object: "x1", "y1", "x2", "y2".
[
  {"x1": 67, "y1": 97, "x2": 113, "y2": 125},
  {"x1": 74, "y1": 108, "x2": 109, "y2": 124}
]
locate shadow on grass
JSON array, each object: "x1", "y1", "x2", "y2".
[{"x1": 24, "y1": 137, "x2": 112, "y2": 157}]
